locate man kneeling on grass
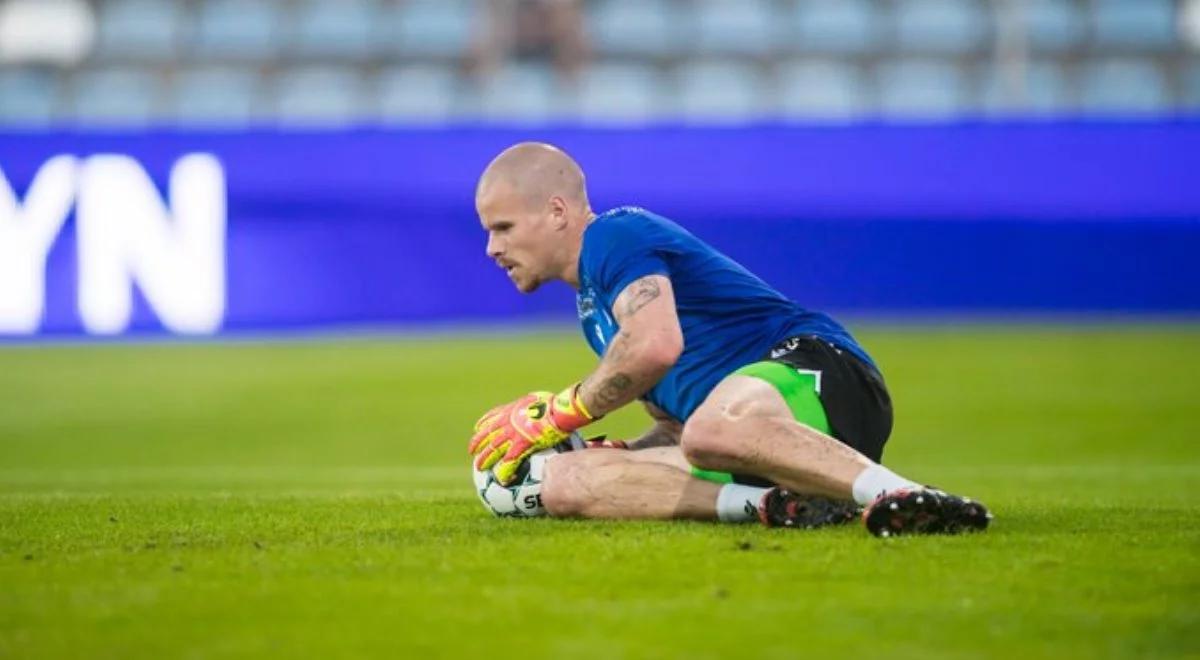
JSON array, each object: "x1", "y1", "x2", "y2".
[{"x1": 468, "y1": 142, "x2": 991, "y2": 537}]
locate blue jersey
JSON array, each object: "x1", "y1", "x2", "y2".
[{"x1": 576, "y1": 206, "x2": 876, "y2": 422}]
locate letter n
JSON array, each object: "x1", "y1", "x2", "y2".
[{"x1": 77, "y1": 154, "x2": 226, "y2": 335}]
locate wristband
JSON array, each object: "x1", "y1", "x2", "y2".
[{"x1": 550, "y1": 383, "x2": 595, "y2": 432}]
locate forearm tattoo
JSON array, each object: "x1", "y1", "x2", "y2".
[
  {"x1": 603, "y1": 330, "x2": 632, "y2": 363},
  {"x1": 579, "y1": 276, "x2": 672, "y2": 416},
  {"x1": 593, "y1": 373, "x2": 633, "y2": 409}
]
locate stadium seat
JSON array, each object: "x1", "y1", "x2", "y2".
[
  {"x1": 674, "y1": 61, "x2": 769, "y2": 121},
  {"x1": 170, "y1": 67, "x2": 260, "y2": 124},
  {"x1": 287, "y1": 0, "x2": 380, "y2": 61},
  {"x1": 690, "y1": 0, "x2": 777, "y2": 57},
  {"x1": 876, "y1": 60, "x2": 968, "y2": 117},
  {"x1": 573, "y1": 63, "x2": 665, "y2": 122},
  {"x1": 587, "y1": 0, "x2": 679, "y2": 58},
  {"x1": 785, "y1": 0, "x2": 879, "y2": 54},
  {"x1": 387, "y1": 0, "x2": 472, "y2": 58},
  {"x1": 376, "y1": 65, "x2": 461, "y2": 122},
  {"x1": 1184, "y1": 0, "x2": 1200, "y2": 50},
  {"x1": 893, "y1": 0, "x2": 990, "y2": 53},
  {"x1": 1092, "y1": 0, "x2": 1177, "y2": 50},
  {"x1": 271, "y1": 66, "x2": 367, "y2": 125},
  {"x1": 980, "y1": 61, "x2": 1071, "y2": 114},
  {"x1": 95, "y1": 0, "x2": 182, "y2": 60},
  {"x1": 192, "y1": 0, "x2": 282, "y2": 60},
  {"x1": 69, "y1": 67, "x2": 161, "y2": 124},
  {"x1": 0, "y1": 0, "x2": 94, "y2": 66},
  {"x1": 0, "y1": 68, "x2": 59, "y2": 124},
  {"x1": 1025, "y1": 62, "x2": 1073, "y2": 112},
  {"x1": 776, "y1": 60, "x2": 867, "y2": 118},
  {"x1": 474, "y1": 63, "x2": 563, "y2": 120},
  {"x1": 1184, "y1": 64, "x2": 1200, "y2": 109},
  {"x1": 1025, "y1": 0, "x2": 1085, "y2": 52},
  {"x1": 1078, "y1": 59, "x2": 1169, "y2": 113}
]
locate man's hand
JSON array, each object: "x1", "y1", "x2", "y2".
[
  {"x1": 584, "y1": 437, "x2": 628, "y2": 449},
  {"x1": 469, "y1": 384, "x2": 595, "y2": 484}
]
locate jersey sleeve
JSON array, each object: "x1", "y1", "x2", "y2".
[{"x1": 584, "y1": 215, "x2": 670, "y2": 306}]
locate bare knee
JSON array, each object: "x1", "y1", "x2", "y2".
[
  {"x1": 540, "y1": 452, "x2": 599, "y2": 517},
  {"x1": 680, "y1": 407, "x2": 742, "y2": 469},
  {"x1": 680, "y1": 379, "x2": 776, "y2": 469}
]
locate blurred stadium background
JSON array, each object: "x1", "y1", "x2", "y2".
[
  {"x1": 1, "y1": 0, "x2": 1198, "y2": 337},
  {"x1": 0, "y1": 0, "x2": 1197, "y2": 124}
]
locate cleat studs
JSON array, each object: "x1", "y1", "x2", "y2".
[
  {"x1": 964, "y1": 498, "x2": 972, "y2": 504},
  {"x1": 880, "y1": 529, "x2": 890, "y2": 538},
  {"x1": 915, "y1": 496, "x2": 925, "y2": 505},
  {"x1": 889, "y1": 502, "x2": 899, "y2": 511}
]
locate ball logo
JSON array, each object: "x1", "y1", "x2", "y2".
[{"x1": 0, "y1": 153, "x2": 227, "y2": 335}]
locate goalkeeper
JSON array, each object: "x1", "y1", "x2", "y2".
[{"x1": 468, "y1": 142, "x2": 991, "y2": 536}]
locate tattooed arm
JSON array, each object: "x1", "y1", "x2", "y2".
[
  {"x1": 577, "y1": 274, "x2": 684, "y2": 419},
  {"x1": 624, "y1": 401, "x2": 683, "y2": 450},
  {"x1": 467, "y1": 274, "x2": 680, "y2": 478}
]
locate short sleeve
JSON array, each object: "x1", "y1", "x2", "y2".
[{"x1": 583, "y1": 214, "x2": 670, "y2": 305}]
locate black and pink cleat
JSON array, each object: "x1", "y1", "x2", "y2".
[
  {"x1": 863, "y1": 488, "x2": 992, "y2": 537},
  {"x1": 758, "y1": 488, "x2": 862, "y2": 529}
]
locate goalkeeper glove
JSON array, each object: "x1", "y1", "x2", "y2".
[{"x1": 469, "y1": 384, "x2": 596, "y2": 485}]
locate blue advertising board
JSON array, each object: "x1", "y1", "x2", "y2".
[{"x1": 0, "y1": 122, "x2": 1197, "y2": 337}]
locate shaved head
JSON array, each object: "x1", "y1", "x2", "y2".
[
  {"x1": 476, "y1": 142, "x2": 589, "y2": 212},
  {"x1": 475, "y1": 142, "x2": 594, "y2": 293}
]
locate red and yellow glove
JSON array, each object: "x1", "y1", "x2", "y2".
[{"x1": 469, "y1": 384, "x2": 596, "y2": 484}]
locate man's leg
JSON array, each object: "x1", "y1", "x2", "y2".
[
  {"x1": 540, "y1": 446, "x2": 859, "y2": 527},
  {"x1": 681, "y1": 375, "x2": 884, "y2": 499},
  {"x1": 540, "y1": 447, "x2": 722, "y2": 520},
  {"x1": 680, "y1": 375, "x2": 990, "y2": 535}
]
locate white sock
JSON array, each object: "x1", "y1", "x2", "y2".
[
  {"x1": 851, "y1": 464, "x2": 922, "y2": 506},
  {"x1": 716, "y1": 484, "x2": 770, "y2": 523}
]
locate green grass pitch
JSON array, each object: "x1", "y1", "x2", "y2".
[{"x1": 1, "y1": 326, "x2": 1198, "y2": 658}]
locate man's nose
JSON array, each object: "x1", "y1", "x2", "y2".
[{"x1": 486, "y1": 234, "x2": 502, "y2": 257}]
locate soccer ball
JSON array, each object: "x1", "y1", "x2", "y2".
[{"x1": 473, "y1": 432, "x2": 586, "y2": 517}]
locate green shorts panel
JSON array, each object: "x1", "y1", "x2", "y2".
[{"x1": 690, "y1": 361, "x2": 830, "y2": 485}]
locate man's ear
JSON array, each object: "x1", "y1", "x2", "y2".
[{"x1": 549, "y1": 196, "x2": 568, "y2": 230}]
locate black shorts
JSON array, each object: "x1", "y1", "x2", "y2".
[
  {"x1": 763, "y1": 335, "x2": 893, "y2": 463},
  {"x1": 728, "y1": 335, "x2": 894, "y2": 487}
]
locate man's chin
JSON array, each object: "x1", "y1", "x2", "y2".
[
  {"x1": 510, "y1": 272, "x2": 543, "y2": 293},
  {"x1": 516, "y1": 278, "x2": 542, "y2": 293}
]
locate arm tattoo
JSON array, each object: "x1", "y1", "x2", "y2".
[
  {"x1": 621, "y1": 277, "x2": 662, "y2": 318},
  {"x1": 603, "y1": 330, "x2": 632, "y2": 364},
  {"x1": 579, "y1": 277, "x2": 674, "y2": 416},
  {"x1": 593, "y1": 373, "x2": 633, "y2": 409}
]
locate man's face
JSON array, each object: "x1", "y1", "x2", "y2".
[{"x1": 477, "y1": 185, "x2": 561, "y2": 293}]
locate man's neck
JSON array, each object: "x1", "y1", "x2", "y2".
[{"x1": 561, "y1": 212, "x2": 594, "y2": 290}]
